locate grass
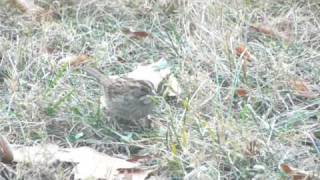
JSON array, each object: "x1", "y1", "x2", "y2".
[{"x1": 0, "y1": 0, "x2": 320, "y2": 179}]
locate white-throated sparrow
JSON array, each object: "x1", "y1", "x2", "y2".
[{"x1": 83, "y1": 67, "x2": 156, "y2": 128}]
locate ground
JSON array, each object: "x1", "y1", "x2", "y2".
[{"x1": 0, "y1": 0, "x2": 319, "y2": 179}]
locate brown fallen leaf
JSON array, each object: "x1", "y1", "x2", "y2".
[
  {"x1": 130, "y1": 31, "x2": 149, "y2": 38},
  {"x1": 235, "y1": 44, "x2": 252, "y2": 62},
  {"x1": 250, "y1": 24, "x2": 276, "y2": 38},
  {"x1": 59, "y1": 54, "x2": 90, "y2": 67},
  {"x1": 250, "y1": 23, "x2": 293, "y2": 42},
  {"x1": 289, "y1": 80, "x2": 316, "y2": 98},
  {"x1": 235, "y1": 44, "x2": 252, "y2": 80},
  {"x1": 122, "y1": 28, "x2": 150, "y2": 39},
  {"x1": 0, "y1": 135, "x2": 13, "y2": 163},
  {"x1": 236, "y1": 88, "x2": 248, "y2": 97},
  {"x1": 290, "y1": 80, "x2": 308, "y2": 92},
  {"x1": 280, "y1": 164, "x2": 320, "y2": 180}
]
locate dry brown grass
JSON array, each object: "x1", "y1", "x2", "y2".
[{"x1": 0, "y1": 0, "x2": 320, "y2": 179}]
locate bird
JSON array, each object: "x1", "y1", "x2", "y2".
[{"x1": 82, "y1": 66, "x2": 156, "y2": 128}]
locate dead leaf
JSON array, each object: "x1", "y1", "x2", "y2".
[
  {"x1": 250, "y1": 23, "x2": 293, "y2": 42},
  {"x1": 122, "y1": 28, "x2": 150, "y2": 39},
  {"x1": 0, "y1": 135, "x2": 13, "y2": 163},
  {"x1": 289, "y1": 80, "x2": 316, "y2": 98},
  {"x1": 235, "y1": 44, "x2": 252, "y2": 62},
  {"x1": 280, "y1": 164, "x2": 292, "y2": 174},
  {"x1": 250, "y1": 24, "x2": 276, "y2": 37},
  {"x1": 126, "y1": 59, "x2": 171, "y2": 90},
  {"x1": 290, "y1": 80, "x2": 308, "y2": 92},
  {"x1": 129, "y1": 31, "x2": 149, "y2": 38},
  {"x1": 280, "y1": 164, "x2": 320, "y2": 180},
  {"x1": 236, "y1": 88, "x2": 248, "y2": 97},
  {"x1": 235, "y1": 44, "x2": 251, "y2": 80},
  {"x1": 12, "y1": 144, "x2": 60, "y2": 164},
  {"x1": 62, "y1": 147, "x2": 142, "y2": 179},
  {"x1": 9, "y1": 143, "x2": 154, "y2": 179},
  {"x1": 59, "y1": 54, "x2": 90, "y2": 67}
]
